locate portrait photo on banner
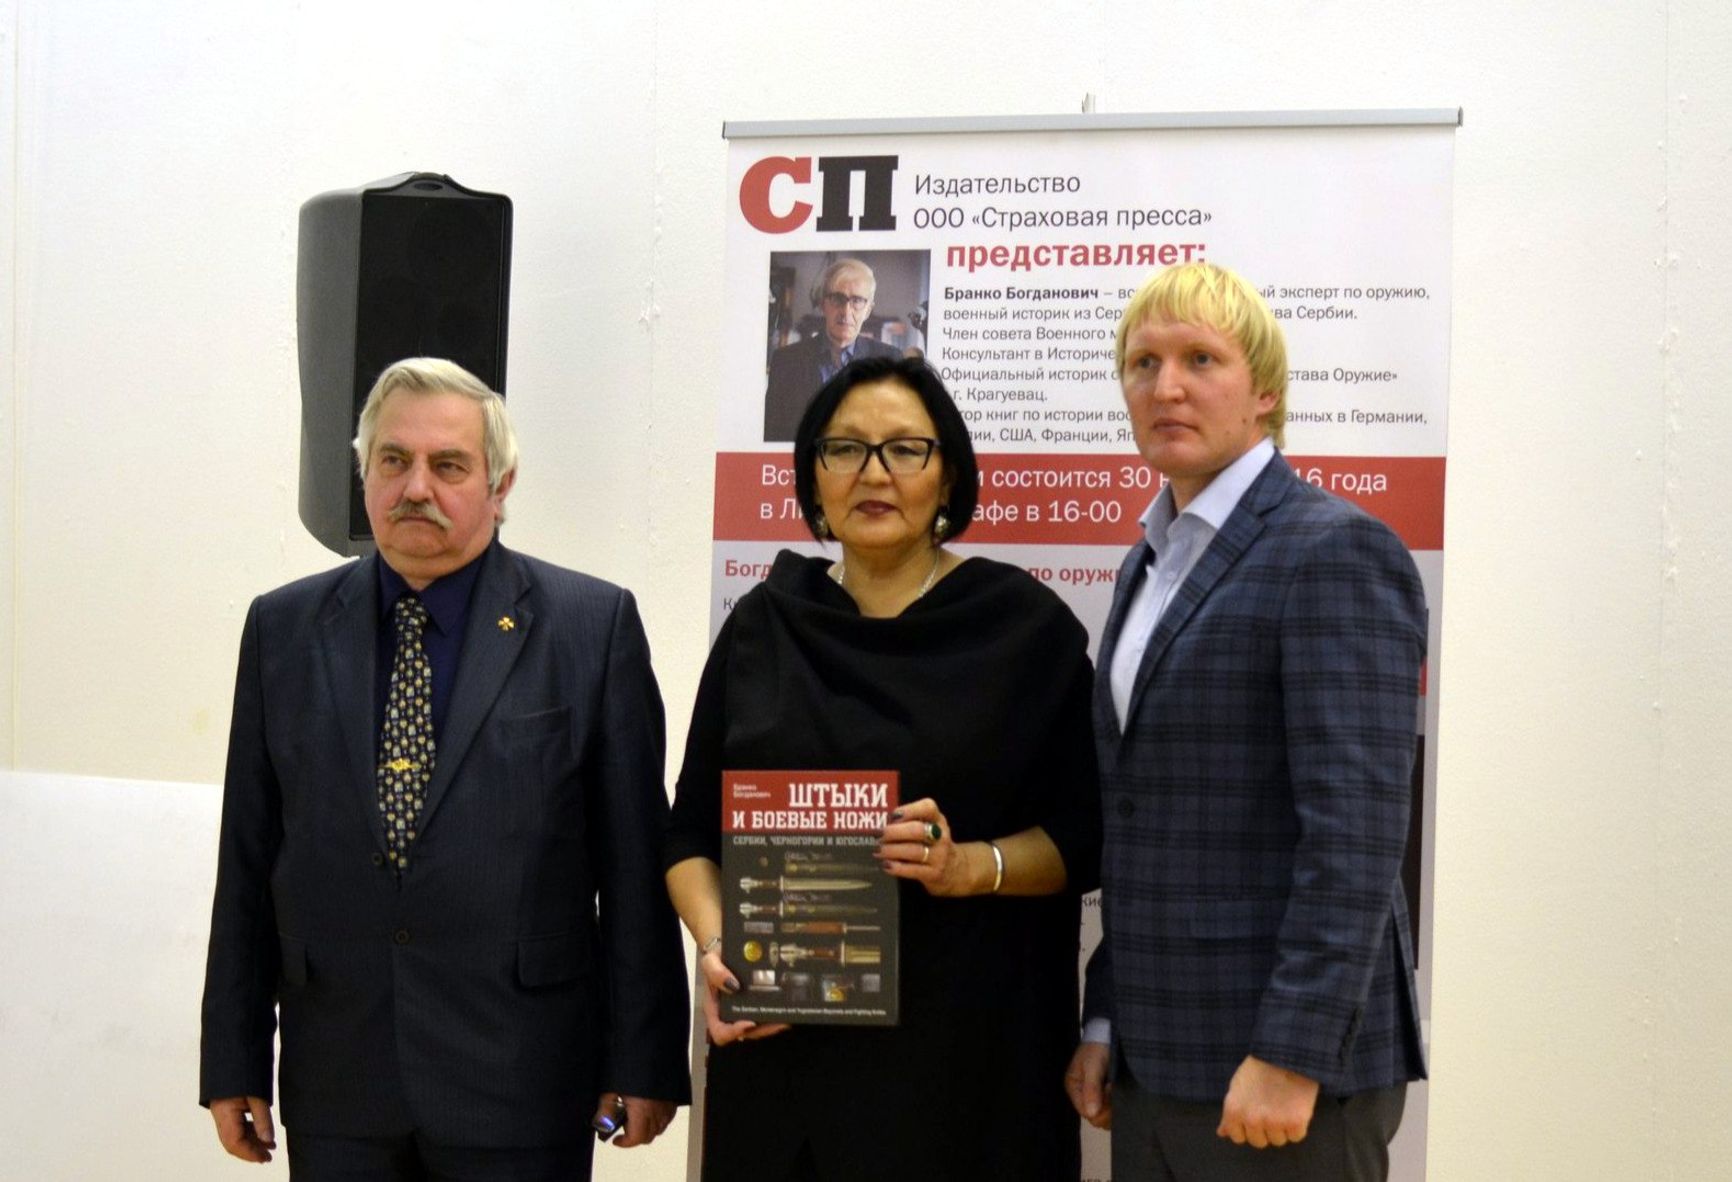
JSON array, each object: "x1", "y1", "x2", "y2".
[{"x1": 761, "y1": 249, "x2": 931, "y2": 442}]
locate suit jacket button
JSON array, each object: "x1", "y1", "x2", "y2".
[
  {"x1": 371, "y1": 853, "x2": 385, "y2": 867},
  {"x1": 394, "y1": 929, "x2": 411, "y2": 945},
  {"x1": 1117, "y1": 797, "x2": 1135, "y2": 818}
]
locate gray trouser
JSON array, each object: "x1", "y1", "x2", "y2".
[{"x1": 1111, "y1": 1056, "x2": 1406, "y2": 1182}]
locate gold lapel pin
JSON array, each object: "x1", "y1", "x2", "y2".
[{"x1": 497, "y1": 615, "x2": 516, "y2": 632}]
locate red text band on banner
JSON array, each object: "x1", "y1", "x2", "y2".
[{"x1": 714, "y1": 453, "x2": 1446, "y2": 551}]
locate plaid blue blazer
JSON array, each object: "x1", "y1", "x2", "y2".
[{"x1": 1083, "y1": 453, "x2": 1429, "y2": 1101}]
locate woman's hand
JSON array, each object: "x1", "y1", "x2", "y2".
[
  {"x1": 699, "y1": 947, "x2": 790, "y2": 1047},
  {"x1": 877, "y1": 797, "x2": 982, "y2": 897}
]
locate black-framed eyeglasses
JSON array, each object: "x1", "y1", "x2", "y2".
[
  {"x1": 821, "y1": 292, "x2": 871, "y2": 312},
  {"x1": 814, "y1": 437, "x2": 940, "y2": 475}
]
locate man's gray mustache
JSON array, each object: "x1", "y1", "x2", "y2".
[{"x1": 388, "y1": 501, "x2": 450, "y2": 529}]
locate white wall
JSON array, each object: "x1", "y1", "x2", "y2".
[
  {"x1": 1657, "y1": 0, "x2": 1732, "y2": 1159},
  {"x1": 1, "y1": 0, "x2": 17, "y2": 768},
  {"x1": 1, "y1": 1, "x2": 1728, "y2": 1178}
]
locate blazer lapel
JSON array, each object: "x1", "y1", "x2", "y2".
[
  {"x1": 1122, "y1": 454, "x2": 1296, "y2": 725},
  {"x1": 416, "y1": 544, "x2": 533, "y2": 833},
  {"x1": 1094, "y1": 540, "x2": 1152, "y2": 745},
  {"x1": 319, "y1": 558, "x2": 388, "y2": 852}
]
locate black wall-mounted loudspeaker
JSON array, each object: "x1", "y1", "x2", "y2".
[{"x1": 296, "y1": 172, "x2": 513, "y2": 556}]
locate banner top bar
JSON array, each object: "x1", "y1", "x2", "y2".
[{"x1": 722, "y1": 109, "x2": 1463, "y2": 140}]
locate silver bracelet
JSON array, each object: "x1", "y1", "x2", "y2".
[
  {"x1": 988, "y1": 840, "x2": 1005, "y2": 894},
  {"x1": 700, "y1": 934, "x2": 722, "y2": 956}
]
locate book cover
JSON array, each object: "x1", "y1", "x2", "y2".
[{"x1": 718, "y1": 770, "x2": 899, "y2": 1026}]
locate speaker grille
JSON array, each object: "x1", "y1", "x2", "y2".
[{"x1": 296, "y1": 172, "x2": 512, "y2": 554}]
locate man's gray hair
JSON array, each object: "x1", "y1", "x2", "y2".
[
  {"x1": 809, "y1": 257, "x2": 877, "y2": 308},
  {"x1": 352, "y1": 358, "x2": 520, "y2": 515}
]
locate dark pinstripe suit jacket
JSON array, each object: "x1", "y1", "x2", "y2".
[
  {"x1": 200, "y1": 543, "x2": 690, "y2": 1144},
  {"x1": 1083, "y1": 453, "x2": 1429, "y2": 1102}
]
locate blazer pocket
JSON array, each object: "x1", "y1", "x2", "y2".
[
  {"x1": 498, "y1": 706, "x2": 575, "y2": 752},
  {"x1": 498, "y1": 708, "x2": 582, "y2": 836},
  {"x1": 1185, "y1": 896, "x2": 1288, "y2": 939},
  {"x1": 516, "y1": 931, "x2": 592, "y2": 990}
]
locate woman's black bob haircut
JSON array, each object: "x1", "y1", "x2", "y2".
[{"x1": 791, "y1": 355, "x2": 980, "y2": 544}]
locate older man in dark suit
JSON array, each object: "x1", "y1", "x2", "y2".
[
  {"x1": 1067, "y1": 264, "x2": 1427, "y2": 1181},
  {"x1": 200, "y1": 358, "x2": 690, "y2": 1180}
]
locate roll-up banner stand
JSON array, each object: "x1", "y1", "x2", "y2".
[{"x1": 703, "y1": 109, "x2": 1458, "y2": 1181}]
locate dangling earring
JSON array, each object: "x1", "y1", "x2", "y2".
[
  {"x1": 932, "y1": 510, "x2": 950, "y2": 542},
  {"x1": 814, "y1": 511, "x2": 831, "y2": 539}
]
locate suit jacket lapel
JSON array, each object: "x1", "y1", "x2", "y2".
[
  {"x1": 319, "y1": 558, "x2": 388, "y2": 852},
  {"x1": 417, "y1": 543, "x2": 533, "y2": 833},
  {"x1": 1095, "y1": 540, "x2": 1152, "y2": 745},
  {"x1": 1122, "y1": 454, "x2": 1296, "y2": 727}
]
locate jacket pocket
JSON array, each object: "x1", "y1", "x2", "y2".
[
  {"x1": 516, "y1": 931, "x2": 592, "y2": 989},
  {"x1": 499, "y1": 708, "x2": 583, "y2": 837}
]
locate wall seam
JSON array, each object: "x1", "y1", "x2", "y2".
[
  {"x1": 1657, "y1": 1, "x2": 1679, "y2": 1177},
  {"x1": 6, "y1": 1, "x2": 20, "y2": 770},
  {"x1": 644, "y1": 0, "x2": 662, "y2": 570}
]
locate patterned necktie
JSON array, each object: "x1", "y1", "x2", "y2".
[{"x1": 378, "y1": 596, "x2": 435, "y2": 871}]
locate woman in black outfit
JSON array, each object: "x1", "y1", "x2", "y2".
[{"x1": 664, "y1": 357, "x2": 1100, "y2": 1181}]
